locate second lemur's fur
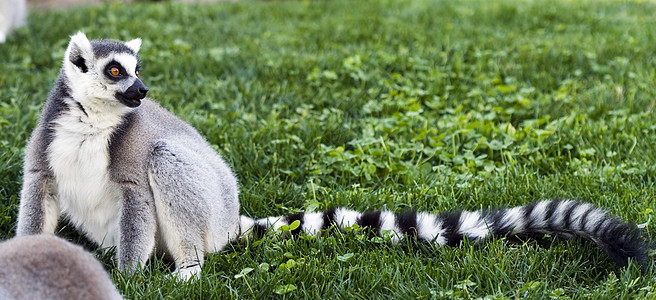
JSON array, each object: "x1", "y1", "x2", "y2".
[
  {"x1": 0, "y1": 235, "x2": 123, "y2": 300},
  {"x1": 16, "y1": 33, "x2": 652, "y2": 280}
]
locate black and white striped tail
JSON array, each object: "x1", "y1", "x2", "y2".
[{"x1": 239, "y1": 200, "x2": 651, "y2": 271}]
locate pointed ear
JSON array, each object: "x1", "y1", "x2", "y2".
[
  {"x1": 125, "y1": 38, "x2": 142, "y2": 53},
  {"x1": 64, "y1": 32, "x2": 93, "y2": 73}
]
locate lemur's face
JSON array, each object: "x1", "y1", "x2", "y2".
[
  {"x1": 63, "y1": 32, "x2": 148, "y2": 109},
  {"x1": 95, "y1": 53, "x2": 148, "y2": 108}
]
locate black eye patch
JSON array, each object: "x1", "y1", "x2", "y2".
[{"x1": 104, "y1": 60, "x2": 129, "y2": 81}]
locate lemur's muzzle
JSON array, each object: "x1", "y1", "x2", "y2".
[{"x1": 116, "y1": 78, "x2": 149, "y2": 108}]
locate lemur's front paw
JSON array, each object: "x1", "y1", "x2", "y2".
[{"x1": 168, "y1": 265, "x2": 201, "y2": 281}]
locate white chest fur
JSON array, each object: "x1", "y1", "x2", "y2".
[{"x1": 48, "y1": 103, "x2": 127, "y2": 247}]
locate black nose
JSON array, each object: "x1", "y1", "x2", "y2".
[
  {"x1": 139, "y1": 85, "x2": 149, "y2": 97},
  {"x1": 124, "y1": 79, "x2": 149, "y2": 100},
  {"x1": 116, "y1": 78, "x2": 149, "y2": 107}
]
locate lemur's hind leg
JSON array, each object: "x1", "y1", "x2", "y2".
[{"x1": 148, "y1": 141, "x2": 215, "y2": 280}]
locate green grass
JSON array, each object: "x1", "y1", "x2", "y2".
[{"x1": 2, "y1": 0, "x2": 656, "y2": 298}]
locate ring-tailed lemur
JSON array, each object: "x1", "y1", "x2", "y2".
[
  {"x1": 17, "y1": 32, "x2": 652, "y2": 281},
  {"x1": 0, "y1": 235, "x2": 122, "y2": 300}
]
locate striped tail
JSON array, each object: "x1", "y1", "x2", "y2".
[{"x1": 239, "y1": 199, "x2": 651, "y2": 271}]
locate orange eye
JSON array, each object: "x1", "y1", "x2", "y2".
[
  {"x1": 109, "y1": 67, "x2": 120, "y2": 76},
  {"x1": 135, "y1": 70, "x2": 140, "y2": 78}
]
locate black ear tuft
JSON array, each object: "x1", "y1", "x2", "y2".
[{"x1": 70, "y1": 52, "x2": 88, "y2": 73}]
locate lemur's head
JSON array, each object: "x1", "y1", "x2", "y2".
[{"x1": 63, "y1": 32, "x2": 148, "y2": 108}]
